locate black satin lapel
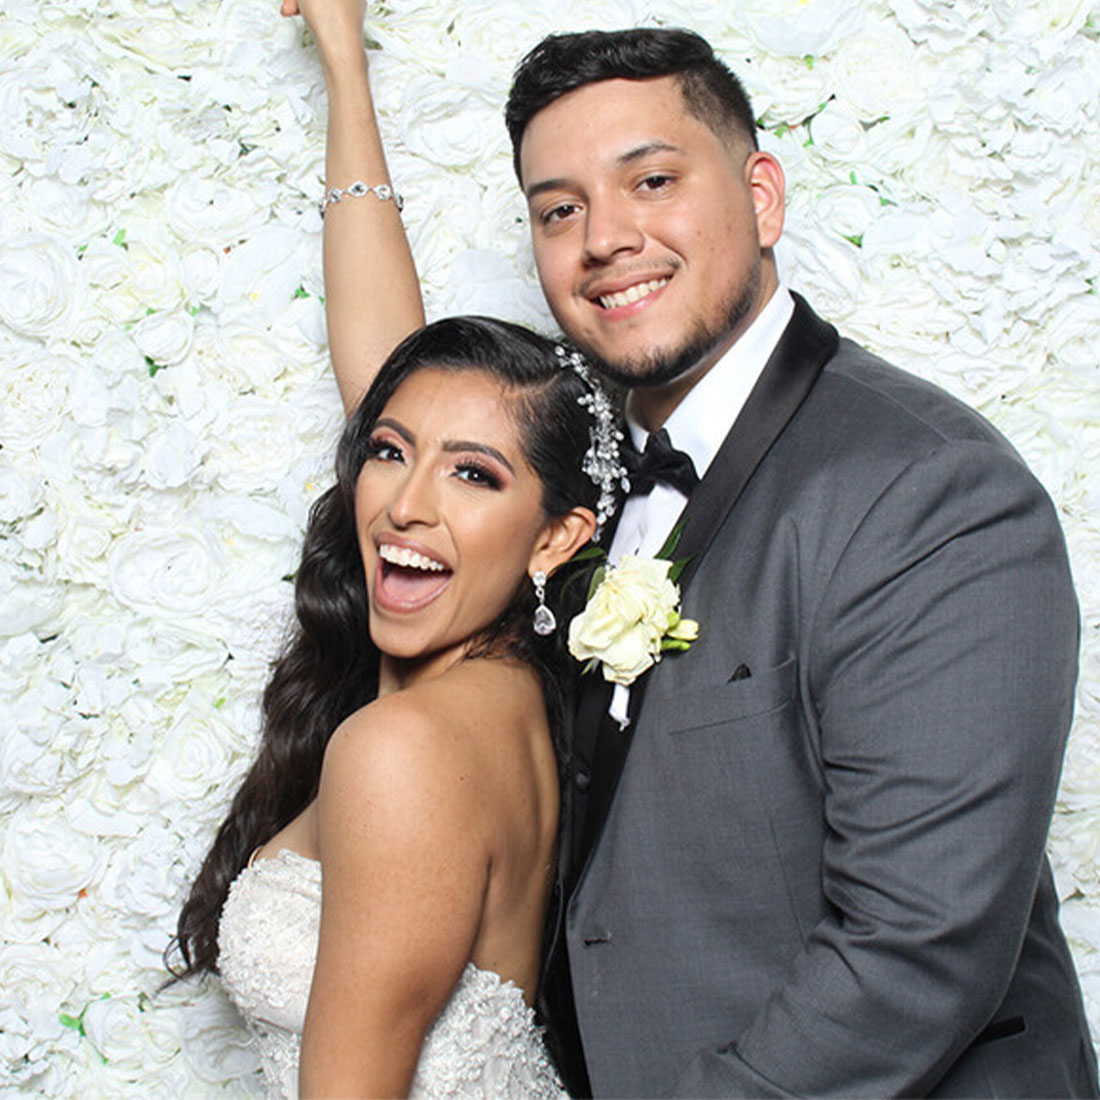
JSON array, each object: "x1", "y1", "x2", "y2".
[
  {"x1": 674, "y1": 293, "x2": 838, "y2": 585},
  {"x1": 571, "y1": 295, "x2": 838, "y2": 887}
]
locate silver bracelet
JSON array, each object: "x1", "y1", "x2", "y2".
[{"x1": 319, "y1": 181, "x2": 404, "y2": 218}]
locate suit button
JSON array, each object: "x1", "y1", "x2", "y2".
[{"x1": 574, "y1": 771, "x2": 590, "y2": 791}]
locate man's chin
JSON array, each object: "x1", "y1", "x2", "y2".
[{"x1": 585, "y1": 334, "x2": 717, "y2": 392}]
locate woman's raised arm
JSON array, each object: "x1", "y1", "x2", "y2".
[{"x1": 283, "y1": 0, "x2": 425, "y2": 414}]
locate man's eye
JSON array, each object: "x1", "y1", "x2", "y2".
[
  {"x1": 639, "y1": 174, "x2": 672, "y2": 191},
  {"x1": 543, "y1": 202, "x2": 579, "y2": 225}
]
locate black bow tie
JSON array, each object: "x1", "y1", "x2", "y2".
[{"x1": 623, "y1": 428, "x2": 700, "y2": 497}]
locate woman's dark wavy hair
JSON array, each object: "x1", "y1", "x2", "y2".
[
  {"x1": 169, "y1": 316, "x2": 606, "y2": 980},
  {"x1": 504, "y1": 27, "x2": 758, "y2": 184}
]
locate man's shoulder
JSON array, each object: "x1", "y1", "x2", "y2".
[{"x1": 809, "y1": 334, "x2": 1015, "y2": 457}]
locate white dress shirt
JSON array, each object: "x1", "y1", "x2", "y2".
[{"x1": 605, "y1": 286, "x2": 795, "y2": 725}]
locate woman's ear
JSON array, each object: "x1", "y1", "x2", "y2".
[{"x1": 528, "y1": 506, "x2": 598, "y2": 579}]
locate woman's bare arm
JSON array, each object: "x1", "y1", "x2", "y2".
[
  {"x1": 284, "y1": 0, "x2": 425, "y2": 413},
  {"x1": 299, "y1": 698, "x2": 488, "y2": 1097}
]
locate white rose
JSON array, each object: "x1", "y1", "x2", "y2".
[
  {"x1": 181, "y1": 246, "x2": 223, "y2": 306},
  {"x1": 177, "y1": 982, "x2": 261, "y2": 1085},
  {"x1": 54, "y1": 502, "x2": 120, "y2": 588},
  {"x1": 121, "y1": 622, "x2": 229, "y2": 692},
  {"x1": 0, "y1": 557, "x2": 65, "y2": 640},
  {"x1": 211, "y1": 316, "x2": 305, "y2": 396},
  {"x1": 568, "y1": 556, "x2": 697, "y2": 686},
  {"x1": 206, "y1": 396, "x2": 303, "y2": 494},
  {"x1": 0, "y1": 234, "x2": 83, "y2": 340},
  {"x1": 166, "y1": 176, "x2": 269, "y2": 248},
  {"x1": 82, "y1": 994, "x2": 159, "y2": 1074},
  {"x1": 828, "y1": 24, "x2": 931, "y2": 121},
  {"x1": 146, "y1": 686, "x2": 250, "y2": 811},
  {"x1": 131, "y1": 310, "x2": 195, "y2": 368},
  {"x1": 87, "y1": 5, "x2": 219, "y2": 71},
  {"x1": 99, "y1": 827, "x2": 190, "y2": 923},
  {"x1": 0, "y1": 941, "x2": 79, "y2": 1086},
  {"x1": 0, "y1": 693, "x2": 79, "y2": 800},
  {"x1": 0, "y1": 463, "x2": 43, "y2": 524},
  {"x1": 108, "y1": 525, "x2": 226, "y2": 620},
  {"x1": 734, "y1": 0, "x2": 866, "y2": 56},
  {"x1": 1, "y1": 802, "x2": 108, "y2": 911},
  {"x1": 21, "y1": 175, "x2": 112, "y2": 242},
  {"x1": 398, "y1": 74, "x2": 504, "y2": 169}
]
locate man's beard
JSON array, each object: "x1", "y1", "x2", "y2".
[{"x1": 581, "y1": 268, "x2": 760, "y2": 391}]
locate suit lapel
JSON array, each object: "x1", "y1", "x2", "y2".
[{"x1": 572, "y1": 294, "x2": 839, "y2": 885}]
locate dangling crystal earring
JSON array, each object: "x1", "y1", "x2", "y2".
[{"x1": 532, "y1": 570, "x2": 556, "y2": 636}]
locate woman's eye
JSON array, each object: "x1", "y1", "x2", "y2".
[
  {"x1": 367, "y1": 437, "x2": 403, "y2": 463},
  {"x1": 455, "y1": 462, "x2": 502, "y2": 490}
]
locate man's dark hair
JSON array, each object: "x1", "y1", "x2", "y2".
[{"x1": 504, "y1": 27, "x2": 758, "y2": 183}]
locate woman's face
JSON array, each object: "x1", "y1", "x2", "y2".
[{"x1": 355, "y1": 366, "x2": 550, "y2": 681}]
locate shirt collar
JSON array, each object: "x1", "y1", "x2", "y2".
[{"x1": 627, "y1": 285, "x2": 794, "y2": 479}]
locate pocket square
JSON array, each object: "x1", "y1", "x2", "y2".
[{"x1": 729, "y1": 663, "x2": 752, "y2": 682}]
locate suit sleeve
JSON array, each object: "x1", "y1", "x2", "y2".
[{"x1": 672, "y1": 439, "x2": 1080, "y2": 1097}]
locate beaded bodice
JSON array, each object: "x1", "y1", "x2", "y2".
[{"x1": 217, "y1": 848, "x2": 566, "y2": 1099}]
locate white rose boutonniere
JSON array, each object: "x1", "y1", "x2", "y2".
[{"x1": 567, "y1": 541, "x2": 699, "y2": 686}]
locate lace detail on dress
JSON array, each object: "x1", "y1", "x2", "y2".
[{"x1": 218, "y1": 848, "x2": 566, "y2": 1099}]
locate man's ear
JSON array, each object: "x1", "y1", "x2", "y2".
[
  {"x1": 528, "y1": 507, "x2": 598, "y2": 579},
  {"x1": 747, "y1": 150, "x2": 785, "y2": 249}
]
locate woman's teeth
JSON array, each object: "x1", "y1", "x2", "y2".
[{"x1": 379, "y1": 545, "x2": 447, "y2": 572}]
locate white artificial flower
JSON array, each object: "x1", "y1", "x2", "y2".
[
  {"x1": 146, "y1": 686, "x2": 251, "y2": 814},
  {"x1": 1, "y1": 802, "x2": 108, "y2": 912},
  {"x1": 107, "y1": 524, "x2": 227, "y2": 621},
  {"x1": 176, "y1": 982, "x2": 262, "y2": 1087},
  {"x1": 132, "y1": 310, "x2": 196, "y2": 368},
  {"x1": 0, "y1": 463, "x2": 44, "y2": 524},
  {"x1": 166, "y1": 176, "x2": 269, "y2": 249},
  {"x1": 0, "y1": 234, "x2": 83, "y2": 340},
  {"x1": 206, "y1": 395, "x2": 304, "y2": 495},
  {"x1": 142, "y1": 421, "x2": 206, "y2": 491},
  {"x1": 0, "y1": 556, "x2": 65, "y2": 640}
]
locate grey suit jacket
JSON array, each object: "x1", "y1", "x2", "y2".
[{"x1": 547, "y1": 296, "x2": 1097, "y2": 1097}]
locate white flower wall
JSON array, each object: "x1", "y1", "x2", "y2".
[{"x1": 1, "y1": 0, "x2": 1097, "y2": 1092}]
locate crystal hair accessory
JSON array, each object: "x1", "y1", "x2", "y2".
[
  {"x1": 554, "y1": 344, "x2": 629, "y2": 541},
  {"x1": 319, "y1": 180, "x2": 405, "y2": 217}
]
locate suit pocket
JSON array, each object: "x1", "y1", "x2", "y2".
[{"x1": 662, "y1": 657, "x2": 796, "y2": 734}]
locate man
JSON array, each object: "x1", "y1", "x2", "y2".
[{"x1": 504, "y1": 28, "x2": 1098, "y2": 1098}]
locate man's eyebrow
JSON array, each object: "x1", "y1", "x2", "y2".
[{"x1": 525, "y1": 141, "x2": 686, "y2": 200}]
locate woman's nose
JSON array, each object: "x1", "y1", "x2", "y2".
[{"x1": 386, "y1": 462, "x2": 438, "y2": 528}]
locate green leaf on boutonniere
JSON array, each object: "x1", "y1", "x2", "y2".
[
  {"x1": 586, "y1": 564, "x2": 607, "y2": 601},
  {"x1": 655, "y1": 518, "x2": 687, "y2": 561},
  {"x1": 656, "y1": 519, "x2": 691, "y2": 583}
]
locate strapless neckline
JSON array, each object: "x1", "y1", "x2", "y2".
[{"x1": 218, "y1": 844, "x2": 566, "y2": 1098}]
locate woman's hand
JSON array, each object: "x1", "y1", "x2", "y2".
[{"x1": 280, "y1": 0, "x2": 368, "y2": 75}]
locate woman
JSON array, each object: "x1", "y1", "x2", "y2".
[{"x1": 171, "y1": 3, "x2": 623, "y2": 1096}]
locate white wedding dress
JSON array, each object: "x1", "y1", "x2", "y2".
[{"x1": 218, "y1": 848, "x2": 567, "y2": 1099}]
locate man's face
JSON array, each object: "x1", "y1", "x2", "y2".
[{"x1": 519, "y1": 76, "x2": 781, "y2": 394}]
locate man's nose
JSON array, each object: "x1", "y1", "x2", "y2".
[{"x1": 583, "y1": 196, "x2": 644, "y2": 265}]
